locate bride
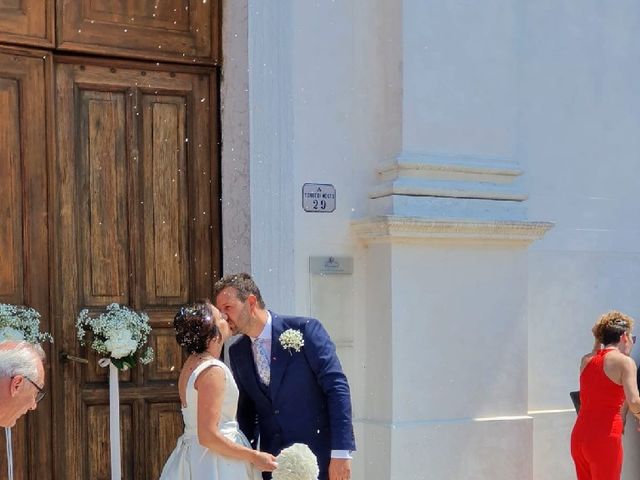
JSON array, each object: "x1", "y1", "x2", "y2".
[{"x1": 160, "y1": 300, "x2": 277, "y2": 479}]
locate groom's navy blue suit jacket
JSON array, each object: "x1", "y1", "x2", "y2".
[{"x1": 229, "y1": 312, "x2": 356, "y2": 479}]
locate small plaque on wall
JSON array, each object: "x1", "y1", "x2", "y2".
[
  {"x1": 302, "y1": 183, "x2": 336, "y2": 212},
  {"x1": 309, "y1": 256, "x2": 353, "y2": 275}
]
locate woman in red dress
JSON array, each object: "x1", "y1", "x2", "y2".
[{"x1": 571, "y1": 311, "x2": 640, "y2": 479}]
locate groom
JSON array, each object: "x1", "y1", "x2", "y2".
[{"x1": 214, "y1": 273, "x2": 355, "y2": 480}]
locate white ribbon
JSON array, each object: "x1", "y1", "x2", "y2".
[
  {"x1": 5, "y1": 427, "x2": 13, "y2": 480},
  {"x1": 99, "y1": 358, "x2": 122, "y2": 480}
]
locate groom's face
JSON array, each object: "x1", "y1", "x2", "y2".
[{"x1": 215, "y1": 287, "x2": 252, "y2": 336}]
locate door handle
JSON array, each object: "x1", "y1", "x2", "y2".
[{"x1": 60, "y1": 351, "x2": 89, "y2": 364}]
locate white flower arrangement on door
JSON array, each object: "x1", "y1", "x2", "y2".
[
  {"x1": 0, "y1": 304, "x2": 53, "y2": 344},
  {"x1": 75, "y1": 303, "x2": 154, "y2": 480},
  {"x1": 76, "y1": 303, "x2": 154, "y2": 370}
]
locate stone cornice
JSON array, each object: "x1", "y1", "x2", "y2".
[
  {"x1": 370, "y1": 178, "x2": 528, "y2": 201},
  {"x1": 352, "y1": 216, "x2": 554, "y2": 244},
  {"x1": 379, "y1": 153, "x2": 524, "y2": 178},
  {"x1": 372, "y1": 153, "x2": 527, "y2": 201}
]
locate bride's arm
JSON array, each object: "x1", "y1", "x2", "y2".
[{"x1": 195, "y1": 366, "x2": 277, "y2": 471}]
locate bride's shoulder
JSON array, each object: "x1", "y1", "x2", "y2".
[{"x1": 193, "y1": 362, "x2": 226, "y2": 391}]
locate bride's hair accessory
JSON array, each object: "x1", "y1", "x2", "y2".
[{"x1": 174, "y1": 301, "x2": 220, "y2": 354}]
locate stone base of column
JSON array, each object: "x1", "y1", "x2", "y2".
[{"x1": 354, "y1": 417, "x2": 532, "y2": 480}]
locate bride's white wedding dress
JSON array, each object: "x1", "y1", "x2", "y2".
[{"x1": 160, "y1": 358, "x2": 261, "y2": 480}]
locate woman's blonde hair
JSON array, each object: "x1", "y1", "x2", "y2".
[{"x1": 593, "y1": 310, "x2": 635, "y2": 345}]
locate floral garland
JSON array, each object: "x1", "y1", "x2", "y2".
[
  {"x1": 0, "y1": 304, "x2": 53, "y2": 344},
  {"x1": 76, "y1": 303, "x2": 153, "y2": 370},
  {"x1": 272, "y1": 443, "x2": 319, "y2": 480}
]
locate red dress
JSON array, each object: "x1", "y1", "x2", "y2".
[{"x1": 571, "y1": 349, "x2": 625, "y2": 479}]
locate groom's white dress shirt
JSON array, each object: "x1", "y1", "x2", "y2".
[{"x1": 249, "y1": 311, "x2": 351, "y2": 460}]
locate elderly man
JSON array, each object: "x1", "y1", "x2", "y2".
[{"x1": 0, "y1": 341, "x2": 46, "y2": 428}]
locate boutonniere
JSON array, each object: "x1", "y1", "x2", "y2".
[{"x1": 279, "y1": 329, "x2": 305, "y2": 353}]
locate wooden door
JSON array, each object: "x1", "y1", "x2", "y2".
[
  {"x1": 0, "y1": 46, "x2": 53, "y2": 479},
  {"x1": 0, "y1": 0, "x2": 54, "y2": 48},
  {"x1": 57, "y1": 0, "x2": 220, "y2": 65},
  {"x1": 52, "y1": 57, "x2": 220, "y2": 479}
]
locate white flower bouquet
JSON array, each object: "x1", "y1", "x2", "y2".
[
  {"x1": 272, "y1": 443, "x2": 319, "y2": 480},
  {"x1": 0, "y1": 304, "x2": 53, "y2": 344},
  {"x1": 76, "y1": 303, "x2": 154, "y2": 370}
]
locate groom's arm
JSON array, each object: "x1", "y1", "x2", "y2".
[
  {"x1": 236, "y1": 385, "x2": 259, "y2": 449},
  {"x1": 229, "y1": 355, "x2": 259, "y2": 449},
  {"x1": 302, "y1": 318, "x2": 356, "y2": 452}
]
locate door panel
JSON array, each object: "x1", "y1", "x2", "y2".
[
  {"x1": 57, "y1": 0, "x2": 220, "y2": 65},
  {"x1": 0, "y1": 76, "x2": 23, "y2": 301},
  {"x1": 147, "y1": 403, "x2": 184, "y2": 479},
  {"x1": 141, "y1": 95, "x2": 189, "y2": 305},
  {"x1": 53, "y1": 58, "x2": 220, "y2": 479},
  {"x1": 79, "y1": 89, "x2": 131, "y2": 306},
  {"x1": 0, "y1": 46, "x2": 52, "y2": 480},
  {"x1": 0, "y1": 0, "x2": 53, "y2": 48},
  {"x1": 86, "y1": 404, "x2": 135, "y2": 480}
]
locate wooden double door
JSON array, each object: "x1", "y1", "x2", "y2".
[{"x1": 0, "y1": 1, "x2": 221, "y2": 478}]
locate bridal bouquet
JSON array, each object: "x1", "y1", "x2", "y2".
[
  {"x1": 76, "y1": 303, "x2": 154, "y2": 370},
  {"x1": 0, "y1": 304, "x2": 53, "y2": 344},
  {"x1": 272, "y1": 443, "x2": 319, "y2": 480}
]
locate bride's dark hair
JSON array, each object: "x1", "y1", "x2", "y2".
[{"x1": 174, "y1": 300, "x2": 220, "y2": 354}]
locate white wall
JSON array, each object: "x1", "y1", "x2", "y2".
[
  {"x1": 403, "y1": 0, "x2": 518, "y2": 160},
  {"x1": 289, "y1": 0, "x2": 383, "y2": 313},
  {"x1": 521, "y1": 2, "x2": 640, "y2": 478},
  {"x1": 225, "y1": 0, "x2": 640, "y2": 478},
  {"x1": 287, "y1": 3, "x2": 390, "y2": 476}
]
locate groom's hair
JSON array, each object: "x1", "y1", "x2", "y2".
[{"x1": 213, "y1": 273, "x2": 266, "y2": 309}]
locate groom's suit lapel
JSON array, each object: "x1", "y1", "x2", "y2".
[
  {"x1": 234, "y1": 336, "x2": 271, "y2": 405},
  {"x1": 269, "y1": 312, "x2": 293, "y2": 399}
]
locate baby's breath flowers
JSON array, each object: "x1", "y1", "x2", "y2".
[
  {"x1": 279, "y1": 329, "x2": 305, "y2": 353},
  {"x1": 76, "y1": 303, "x2": 154, "y2": 370},
  {"x1": 272, "y1": 443, "x2": 319, "y2": 480},
  {"x1": 0, "y1": 304, "x2": 53, "y2": 344}
]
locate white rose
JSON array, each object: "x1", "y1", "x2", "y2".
[
  {"x1": 0, "y1": 326, "x2": 25, "y2": 342},
  {"x1": 104, "y1": 330, "x2": 137, "y2": 359}
]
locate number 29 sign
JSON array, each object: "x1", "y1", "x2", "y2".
[{"x1": 302, "y1": 183, "x2": 336, "y2": 213}]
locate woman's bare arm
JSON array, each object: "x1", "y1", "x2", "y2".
[
  {"x1": 195, "y1": 366, "x2": 277, "y2": 471},
  {"x1": 619, "y1": 356, "x2": 640, "y2": 420}
]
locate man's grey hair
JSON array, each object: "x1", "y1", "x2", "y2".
[{"x1": 0, "y1": 341, "x2": 45, "y2": 379}]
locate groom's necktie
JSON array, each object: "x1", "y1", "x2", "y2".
[{"x1": 251, "y1": 337, "x2": 270, "y2": 385}]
